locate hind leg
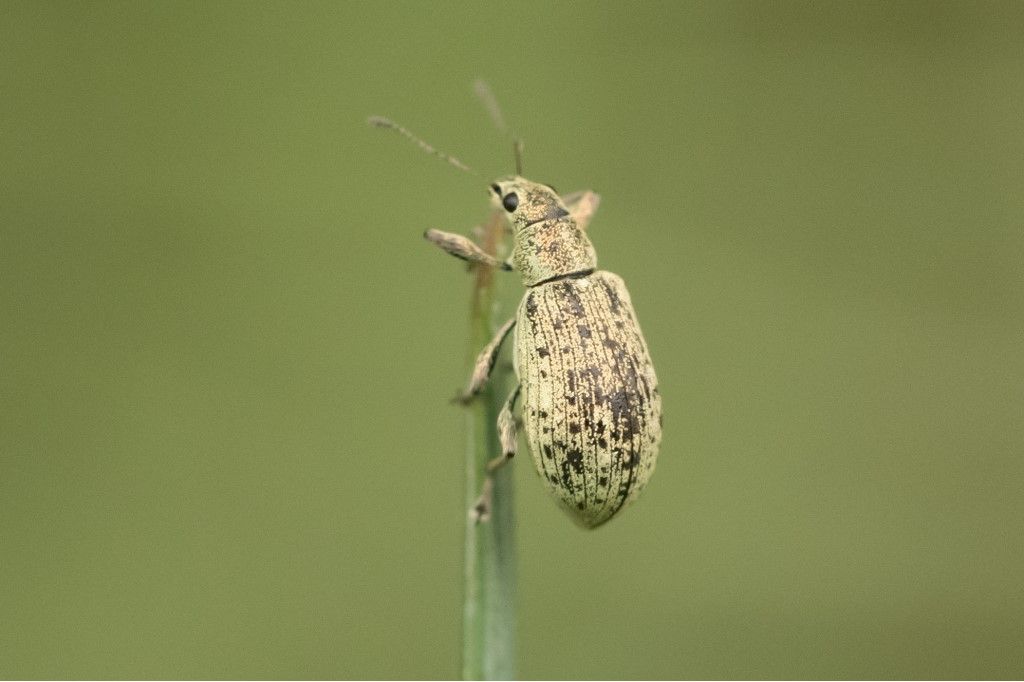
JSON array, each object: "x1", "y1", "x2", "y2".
[{"x1": 471, "y1": 384, "x2": 521, "y2": 523}]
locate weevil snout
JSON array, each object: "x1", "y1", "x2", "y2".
[{"x1": 490, "y1": 175, "x2": 598, "y2": 287}]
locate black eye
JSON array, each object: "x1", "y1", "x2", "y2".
[
  {"x1": 490, "y1": 183, "x2": 501, "y2": 196},
  {"x1": 502, "y1": 192, "x2": 519, "y2": 212}
]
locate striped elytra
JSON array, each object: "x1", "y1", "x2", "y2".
[{"x1": 514, "y1": 270, "x2": 661, "y2": 527}]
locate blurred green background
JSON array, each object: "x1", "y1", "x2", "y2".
[{"x1": 3, "y1": 1, "x2": 1023, "y2": 678}]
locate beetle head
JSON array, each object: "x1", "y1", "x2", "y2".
[
  {"x1": 489, "y1": 176, "x2": 570, "y2": 231},
  {"x1": 490, "y1": 176, "x2": 597, "y2": 286}
]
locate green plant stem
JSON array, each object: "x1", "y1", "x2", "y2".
[{"x1": 462, "y1": 213, "x2": 516, "y2": 681}]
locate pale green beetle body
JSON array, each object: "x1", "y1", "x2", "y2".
[
  {"x1": 493, "y1": 177, "x2": 661, "y2": 528},
  {"x1": 370, "y1": 106, "x2": 663, "y2": 527}
]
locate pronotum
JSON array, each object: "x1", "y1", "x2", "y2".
[{"x1": 370, "y1": 115, "x2": 661, "y2": 529}]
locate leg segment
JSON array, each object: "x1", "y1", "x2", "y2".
[
  {"x1": 471, "y1": 384, "x2": 522, "y2": 523},
  {"x1": 489, "y1": 384, "x2": 521, "y2": 470},
  {"x1": 456, "y1": 317, "x2": 516, "y2": 403},
  {"x1": 560, "y1": 190, "x2": 601, "y2": 231},
  {"x1": 424, "y1": 229, "x2": 512, "y2": 270}
]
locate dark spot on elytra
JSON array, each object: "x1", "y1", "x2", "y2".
[
  {"x1": 525, "y1": 295, "x2": 538, "y2": 316},
  {"x1": 539, "y1": 410, "x2": 548, "y2": 419},
  {"x1": 619, "y1": 417, "x2": 640, "y2": 442},
  {"x1": 536, "y1": 346, "x2": 549, "y2": 358},
  {"x1": 568, "y1": 422, "x2": 581, "y2": 434},
  {"x1": 638, "y1": 374, "x2": 652, "y2": 401},
  {"x1": 597, "y1": 436, "x2": 608, "y2": 449},
  {"x1": 608, "y1": 390, "x2": 629, "y2": 418},
  {"x1": 543, "y1": 444, "x2": 553, "y2": 459},
  {"x1": 602, "y1": 338, "x2": 617, "y2": 350},
  {"x1": 565, "y1": 448, "x2": 584, "y2": 474},
  {"x1": 604, "y1": 281, "x2": 623, "y2": 313},
  {"x1": 560, "y1": 461, "x2": 574, "y2": 488},
  {"x1": 560, "y1": 283, "x2": 585, "y2": 317},
  {"x1": 578, "y1": 324, "x2": 591, "y2": 339},
  {"x1": 540, "y1": 370, "x2": 547, "y2": 378},
  {"x1": 607, "y1": 387, "x2": 644, "y2": 441},
  {"x1": 576, "y1": 501, "x2": 586, "y2": 510},
  {"x1": 598, "y1": 476, "x2": 609, "y2": 487}
]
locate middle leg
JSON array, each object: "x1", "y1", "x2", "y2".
[{"x1": 456, "y1": 317, "x2": 516, "y2": 403}]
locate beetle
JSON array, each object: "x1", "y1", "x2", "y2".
[{"x1": 370, "y1": 117, "x2": 661, "y2": 528}]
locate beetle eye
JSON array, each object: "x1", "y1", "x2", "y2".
[
  {"x1": 490, "y1": 183, "x2": 501, "y2": 196},
  {"x1": 502, "y1": 192, "x2": 519, "y2": 212}
]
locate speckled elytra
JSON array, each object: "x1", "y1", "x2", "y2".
[{"x1": 369, "y1": 114, "x2": 661, "y2": 529}]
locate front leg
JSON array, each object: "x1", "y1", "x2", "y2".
[
  {"x1": 456, "y1": 317, "x2": 516, "y2": 403},
  {"x1": 425, "y1": 229, "x2": 512, "y2": 270}
]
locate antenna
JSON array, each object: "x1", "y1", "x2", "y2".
[
  {"x1": 473, "y1": 79, "x2": 509, "y2": 135},
  {"x1": 367, "y1": 116, "x2": 478, "y2": 176},
  {"x1": 474, "y1": 79, "x2": 524, "y2": 176}
]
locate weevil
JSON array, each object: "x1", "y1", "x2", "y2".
[{"x1": 370, "y1": 116, "x2": 661, "y2": 529}]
